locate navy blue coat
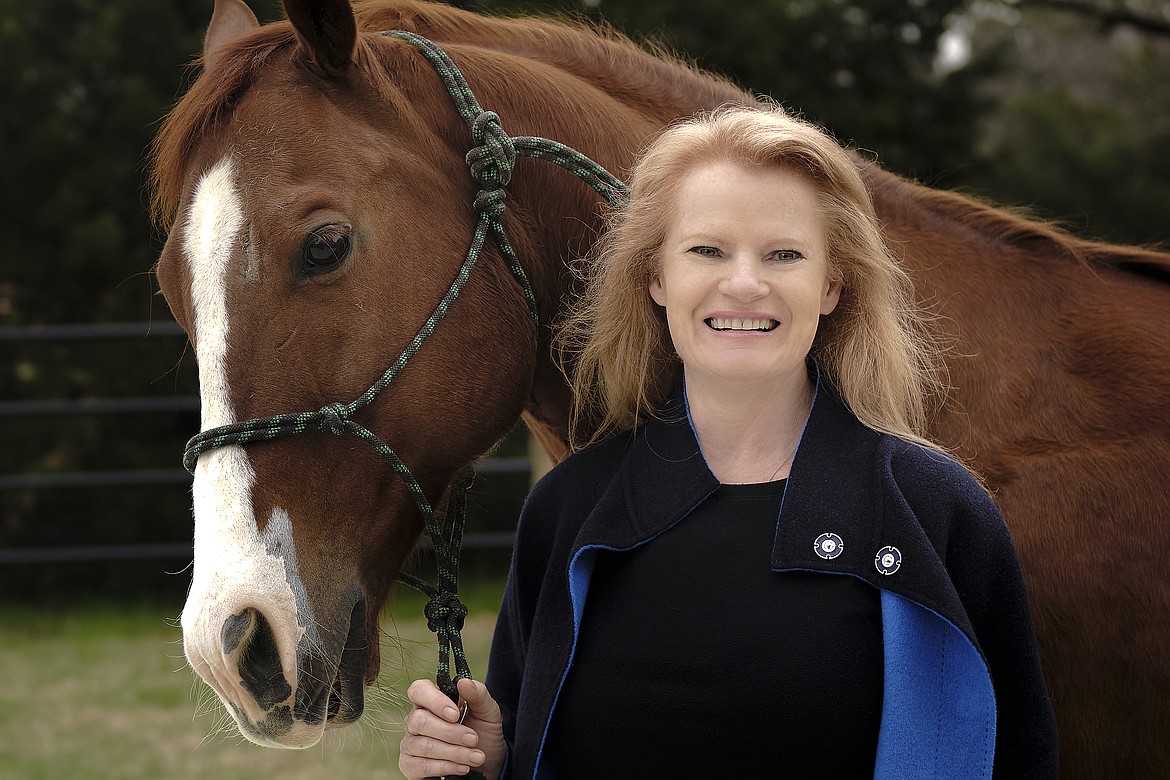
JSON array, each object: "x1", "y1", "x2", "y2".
[{"x1": 486, "y1": 381, "x2": 1058, "y2": 778}]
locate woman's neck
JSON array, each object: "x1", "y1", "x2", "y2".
[{"x1": 684, "y1": 371, "x2": 814, "y2": 485}]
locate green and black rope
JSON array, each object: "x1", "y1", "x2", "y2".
[
  {"x1": 181, "y1": 29, "x2": 627, "y2": 742},
  {"x1": 398, "y1": 467, "x2": 475, "y2": 702}
]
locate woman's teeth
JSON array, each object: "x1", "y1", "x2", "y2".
[{"x1": 706, "y1": 317, "x2": 778, "y2": 332}]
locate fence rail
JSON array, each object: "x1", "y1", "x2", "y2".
[
  {"x1": 1, "y1": 322, "x2": 528, "y2": 565},
  {"x1": 0, "y1": 321, "x2": 186, "y2": 341},
  {"x1": 0, "y1": 532, "x2": 517, "y2": 566},
  {"x1": 0, "y1": 396, "x2": 201, "y2": 417}
]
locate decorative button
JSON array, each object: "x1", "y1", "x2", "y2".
[
  {"x1": 814, "y1": 533, "x2": 844, "y2": 560},
  {"x1": 875, "y1": 546, "x2": 902, "y2": 575}
]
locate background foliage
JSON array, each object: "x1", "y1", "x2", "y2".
[{"x1": 1, "y1": 0, "x2": 1167, "y2": 600}]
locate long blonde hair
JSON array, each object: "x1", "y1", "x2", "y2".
[{"x1": 556, "y1": 104, "x2": 945, "y2": 450}]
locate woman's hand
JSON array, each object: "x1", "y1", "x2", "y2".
[{"x1": 399, "y1": 677, "x2": 506, "y2": 780}]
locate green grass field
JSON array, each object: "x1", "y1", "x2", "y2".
[{"x1": 0, "y1": 583, "x2": 504, "y2": 779}]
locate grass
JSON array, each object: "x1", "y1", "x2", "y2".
[{"x1": 0, "y1": 581, "x2": 505, "y2": 779}]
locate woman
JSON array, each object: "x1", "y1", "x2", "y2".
[{"x1": 399, "y1": 106, "x2": 1058, "y2": 779}]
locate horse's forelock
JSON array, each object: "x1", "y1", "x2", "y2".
[
  {"x1": 146, "y1": 2, "x2": 478, "y2": 230},
  {"x1": 150, "y1": 25, "x2": 299, "y2": 230}
]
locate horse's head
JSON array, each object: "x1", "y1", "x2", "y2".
[{"x1": 153, "y1": 0, "x2": 538, "y2": 747}]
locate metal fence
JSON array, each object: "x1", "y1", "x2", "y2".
[{"x1": 0, "y1": 322, "x2": 523, "y2": 565}]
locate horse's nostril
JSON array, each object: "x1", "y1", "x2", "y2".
[
  {"x1": 221, "y1": 608, "x2": 255, "y2": 656},
  {"x1": 227, "y1": 608, "x2": 292, "y2": 712}
]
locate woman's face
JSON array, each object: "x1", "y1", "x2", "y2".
[{"x1": 649, "y1": 161, "x2": 841, "y2": 391}]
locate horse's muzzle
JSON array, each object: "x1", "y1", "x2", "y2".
[{"x1": 187, "y1": 593, "x2": 369, "y2": 749}]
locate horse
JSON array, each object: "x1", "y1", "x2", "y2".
[{"x1": 150, "y1": 0, "x2": 1170, "y2": 774}]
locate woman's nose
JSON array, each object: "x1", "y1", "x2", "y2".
[{"x1": 720, "y1": 256, "x2": 767, "y2": 299}]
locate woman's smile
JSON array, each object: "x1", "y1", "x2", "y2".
[{"x1": 705, "y1": 316, "x2": 779, "y2": 332}]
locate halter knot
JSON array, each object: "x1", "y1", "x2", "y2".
[
  {"x1": 466, "y1": 111, "x2": 515, "y2": 219},
  {"x1": 468, "y1": 111, "x2": 515, "y2": 184},
  {"x1": 317, "y1": 403, "x2": 350, "y2": 436},
  {"x1": 423, "y1": 591, "x2": 469, "y2": 634}
]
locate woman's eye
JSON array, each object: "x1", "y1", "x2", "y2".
[
  {"x1": 300, "y1": 227, "x2": 351, "y2": 276},
  {"x1": 771, "y1": 249, "x2": 804, "y2": 263},
  {"x1": 689, "y1": 246, "x2": 720, "y2": 257}
]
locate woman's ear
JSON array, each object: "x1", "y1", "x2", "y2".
[
  {"x1": 821, "y1": 277, "x2": 842, "y2": 316},
  {"x1": 649, "y1": 275, "x2": 666, "y2": 307}
]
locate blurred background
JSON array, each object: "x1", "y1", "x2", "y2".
[{"x1": 1, "y1": 0, "x2": 1167, "y2": 776}]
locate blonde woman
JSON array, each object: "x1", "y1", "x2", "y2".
[{"x1": 400, "y1": 106, "x2": 1057, "y2": 780}]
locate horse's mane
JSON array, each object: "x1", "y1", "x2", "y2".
[
  {"x1": 867, "y1": 163, "x2": 1170, "y2": 278},
  {"x1": 148, "y1": 0, "x2": 746, "y2": 230},
  {"x1": 351, "y1": 0, "x2": 744, "y2": 110}
]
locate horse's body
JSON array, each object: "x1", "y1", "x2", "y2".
[{"x1": 151, "y1": 0, "x2": 1170, "y2": 774}]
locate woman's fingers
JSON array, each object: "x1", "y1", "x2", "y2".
[
  {"x1": 400, "y1": 731, "x2": 486, "y2": 771},
  {"x1": 399, "y1": 679, "x2": 490, "y2": 780},
  {"x1": 403, "y1": 704, "x2": 481, "y2": 748},
  {"x1": 400, "y1": 714, "x2": 487, "y2": 779},
  {"x1": 398, "y1": 751, "x2": 475, "y2": 779}
]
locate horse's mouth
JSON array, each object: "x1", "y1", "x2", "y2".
[
  {"x1": 324, "y1": 599, "x2": 367, "y2": 726},
  {"x1": 288, "y1": 599, "x2": 367, "y2": 729},
  {"x1": 326, "y1": 675, "x2": 346, "y2": 722}
]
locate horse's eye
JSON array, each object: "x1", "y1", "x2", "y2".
[{"x1": 300, "y1": 228, "x2": 351, "y2": 276}]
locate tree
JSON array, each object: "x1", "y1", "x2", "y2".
[
  {"x1": 1017, "y1": 0, "x2": 1170, "y2": 37},
  {"x1": 962, "y1": 1, "x2": 1170, "y2": 244},
  {"x1": 483, "y1": 0, "x2": 1168, "y2": 244},
  {"x1": 0, "y1": 0, "x2": 285, "y2": 327}
]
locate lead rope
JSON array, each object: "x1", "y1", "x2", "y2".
[
  {"x1": 396, "y1": 467, "x2": 474, "y2": 699},
  {"x1": 181, "y1": 31, "x2": 628, "y2": 772}
]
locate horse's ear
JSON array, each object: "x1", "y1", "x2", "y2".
[
  {"x1": 204, "y1": 0, "x2": 261, "y2": 71},
  {"x1": 283, "y1": 0, "x2": 357, "y2": 78}
]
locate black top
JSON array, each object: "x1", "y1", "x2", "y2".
[{"x1": 543, "y1": 479, "x2": 883, "y2": 778}]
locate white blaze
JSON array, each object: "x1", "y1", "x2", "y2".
[{"x1": 178, "y1": 157, "x2": 314, "y2": 746}]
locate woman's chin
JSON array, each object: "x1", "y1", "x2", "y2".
[{"x1": 683, "y1": 359, "x2": 807, "y2": 389}]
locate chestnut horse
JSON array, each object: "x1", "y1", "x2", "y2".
[{"x1": 151, "y1": 0, "x2": 1170, "y2": 774}]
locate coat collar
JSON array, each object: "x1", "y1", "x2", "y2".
[
  {"x1": 568, "y1": 371, "x2": 980, "y2": 648},
  {"x1": 571, "y1": 369, "x2": 882, "y2": 565},
  {"x1": 769, "y1": 375, "x2": 885, "y2": 573},
  {"x1": 530, "y1": 374, "x2": 1006, "y2": 780}
]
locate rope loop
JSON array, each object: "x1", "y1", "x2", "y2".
[
  {"x1": 317, "y1": 403, "x2": 350, "y2": 436},
  {"x1": 473, "y1": 187, "x2": 507, "y2": 218},
  {"x1": 423, "y1": 591, "x2": 469, "y2": 634}
]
